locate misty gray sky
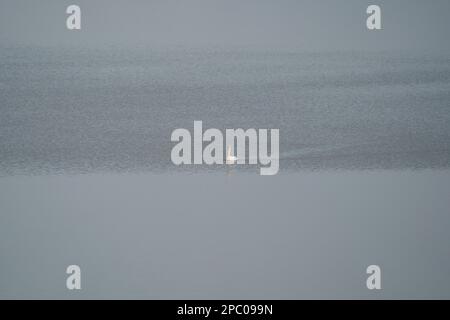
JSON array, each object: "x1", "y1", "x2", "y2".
[{"x1": 1, "y1": 0, "x2": 450, "y2": 51}]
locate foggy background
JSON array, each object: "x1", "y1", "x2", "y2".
[{"x1": 1, "y1": 0, "x2": 450, "y2": 52}]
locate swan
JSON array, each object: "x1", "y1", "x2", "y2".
[{"x1": 226, "y1": 145, "x2": 238, "y2": 164}]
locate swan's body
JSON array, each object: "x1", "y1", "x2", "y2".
[{"x1": 226, "y1": 145, "x2": 238, "y2": 164}]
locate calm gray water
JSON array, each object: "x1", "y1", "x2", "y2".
[
  {"x1": 1, "y1": 47, "x2": 450, "y2": 299},
  {"x1": 1, "y1": 46, "x2": 450, "y2": 175},
  {"x1": 1, "y1": 170, "x2": 450, "y2": 299}
]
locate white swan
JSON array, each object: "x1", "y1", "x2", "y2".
[{"x1": 226, "y1": 145, "x2": 238, "y2": 164}]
